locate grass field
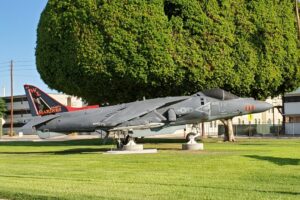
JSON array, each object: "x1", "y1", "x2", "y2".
[{"x1": 0, "y1": 138, "x2": 299, "y2": 200}]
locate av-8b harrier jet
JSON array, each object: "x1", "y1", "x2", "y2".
[{"x1": 19, "y1": 85, "x2": 272, "y2": 145}]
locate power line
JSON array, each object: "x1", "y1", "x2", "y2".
[
  {"x1": 15, "y1": 60, "x2": 34, "y2": 62},
  {"x1": 14, "y1": 64, "x2": 35, "y2": 67},
  {"x1": 0, "y1": 66, "x2": 36, "y2": 71},
  {"x1": 0, "y1": 67, "x2": 35, "y2": 71},
  {"x1": 1, "y1": 59, "x2": 34, "y2": 64},
  {"x1": 0, "y1": 69, "x2": 36, "y2": 72}
]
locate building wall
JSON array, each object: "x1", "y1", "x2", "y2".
[
  {"x1": 284, "y1": 102, "x2": 300, "y2": 115},
  {"x1": 48, "y1": 94, "x2": 85, "y2": 108},
  {"x1": 283, "y1": 88, "x2": 300, "y2": 135}
]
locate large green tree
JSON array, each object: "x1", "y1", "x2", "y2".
[
  {"x1": 36, "y1": 0, "x2": 300, "y2": 104},
  {"x1": 36, "y1": 0, "x2": 300, "y2": 141}
]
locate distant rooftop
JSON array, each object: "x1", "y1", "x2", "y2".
[{"x1": 285, "y1": 87, "x2": 300, "y2": 97}]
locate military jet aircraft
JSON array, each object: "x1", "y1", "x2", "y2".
[{"x1": 19, "y1": 85, "x2": 272, "y2": 145}]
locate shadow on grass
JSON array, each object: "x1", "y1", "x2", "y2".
[
  {"x1": 137, "y1": 138, "x2": 186, "y2": 144},
  {"x1": 0, "y1": 138, "x2": 187, "y2": 146},
  {"x1": 245, "y1": 155, "x2": 300, "y2": 166},
  {"x1": 118, "y1": 180, "x2": 300, "y2": 196},
  {"x1": 0, "y1": 148, "x2": 112, "y2": 155},
  {"x1": 239, "y1": 143, "x2": 268, "y2": 146},
  {"x1": 155, "y1": 148, "x2": 181, "y2": 151},
  {"x1": 0, "y1": 139, "x2": 114, "y2": 147},
  {"x1": 0, "y1": 190, "x2": 66, "y2": 200}
]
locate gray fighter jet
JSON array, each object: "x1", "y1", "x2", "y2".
[{"x1": 19, "y1": 85, "x2": 272, "y2": 144}]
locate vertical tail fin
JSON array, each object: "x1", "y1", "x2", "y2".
[
  {"x1": 24, "y1": 85, "x2": 99, "y2": 116},
  {"x1": 24, "y1": 85, "x2": 68, "y2": 116}
]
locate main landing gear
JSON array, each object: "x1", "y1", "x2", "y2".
[
  {"x1": 115, "y1": 131, "x2": 143, "y2": 151},
  {"x1": 105, "y1": 130, "x2": 157, "y2": 154}
]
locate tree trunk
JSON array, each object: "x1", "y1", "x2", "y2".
[
  {"x1": 221, "y1": 118, "x2": 236, "y2": 142},
  {"x1": 296, "y1": 0, "x2": 300, "y2": 39}
]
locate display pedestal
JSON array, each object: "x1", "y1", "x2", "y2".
[
  {"x1": 182, "y1": 143, "x2": 203, "y2": 150},
  {"x1": 122, "y1": 143, "x2": 144, "y2": 151}
]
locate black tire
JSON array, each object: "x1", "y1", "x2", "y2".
[
  {"x1": 123, "y1": 135, "x2": 131, "y2": 145},
  {"x1": 186, "y1": 132, "x2": 197, "y2": 142}
]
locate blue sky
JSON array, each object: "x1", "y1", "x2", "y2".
[{"x1": 0, "y1": 0, "x2": 56, "y2": 96}]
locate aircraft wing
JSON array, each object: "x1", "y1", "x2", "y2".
[
  {"x1": 96, "y1": 96, "x2": 189, "y2": 127},
  {"x1": 110, "y1": 110, "x2": 167, "y2": 131}
]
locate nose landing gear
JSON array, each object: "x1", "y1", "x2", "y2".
[{"x1": 182, "y1": 124, "x2": 204, "y2": 150}]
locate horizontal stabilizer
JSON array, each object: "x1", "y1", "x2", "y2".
[{"x1": 18, "y1": 115, "x2": 60, "y2": 132}]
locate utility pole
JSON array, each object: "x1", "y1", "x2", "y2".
[{"x1": 9, "y1": 60, "x2": 14, "y2": 137}]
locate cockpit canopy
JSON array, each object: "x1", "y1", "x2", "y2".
[{"x1": 194, "y1": 88, "x2": 239, "y2": 100}]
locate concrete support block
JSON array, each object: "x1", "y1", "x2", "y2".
[
  {"x1": 122, "y1": 144, "x2": 144, "y2": 151},
  {"x1": 182, "y1": 143, "x2": 204, "y2": 150}
]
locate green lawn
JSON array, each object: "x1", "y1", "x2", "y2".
[{"x1": 0, "y1": 138, "x2": 299, "y2": 200}]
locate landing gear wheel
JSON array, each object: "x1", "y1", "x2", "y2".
[
  {"x1": 186, "y1": 132, "x2": 197, "y2": 142},
  {"x1": 123, "y1": 135, "x2": 130, "y2": 145},
  {"x1": 183, "y1": 132, "x2": 203, "y2": 150}
]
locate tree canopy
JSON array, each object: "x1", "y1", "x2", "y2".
[
  {"x1": 0, "y1": 98, "x2": 6, "y2": 118},
  {"x1": 36, "y1": 0, "x2": 300, "y2": 104}
]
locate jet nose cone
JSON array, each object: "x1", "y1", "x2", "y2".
[{"x1": 255, "y1": 101, "x2": 273, "y2": 113}]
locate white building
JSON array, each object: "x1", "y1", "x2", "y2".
[{"x1": 284, "y1": 88, "x2": 300, "y2": 135}]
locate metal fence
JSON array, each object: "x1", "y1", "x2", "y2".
[
  {"x1": 218, "y1": 124, "x2": 283, "y2": 136},
  {"x1": 285, "y1": 123, "x2": 300, "y2": 136}
]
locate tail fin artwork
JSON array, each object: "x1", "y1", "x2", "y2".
[{"x1": 24, "y1": 84, "x2": 99, "y2": 116}]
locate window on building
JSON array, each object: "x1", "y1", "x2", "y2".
[
  {"x1": 210, "y1": 122, "x2": 212, "y2": 128},
  {"x1": 214, "y1": 121, "x2": 217, "y2": 127},
  {"x1": 258, "y1": 119, "x2": 261, "y2": 124},
  {"x1": 267, "y1": 119, "x2": 272, "y2": 124},
  {"x1": 242, "y1": 120, "x2": 245, "y2": 124},
  {"x1": 238, "y1": 118, "x2": 241, "y2": 124},
  {"x1": 255, "y1": 119, "x2": 257, "y2": 124},
  {"x1": 278, "y1": 119, "x2": 281, "y2": 124}
]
